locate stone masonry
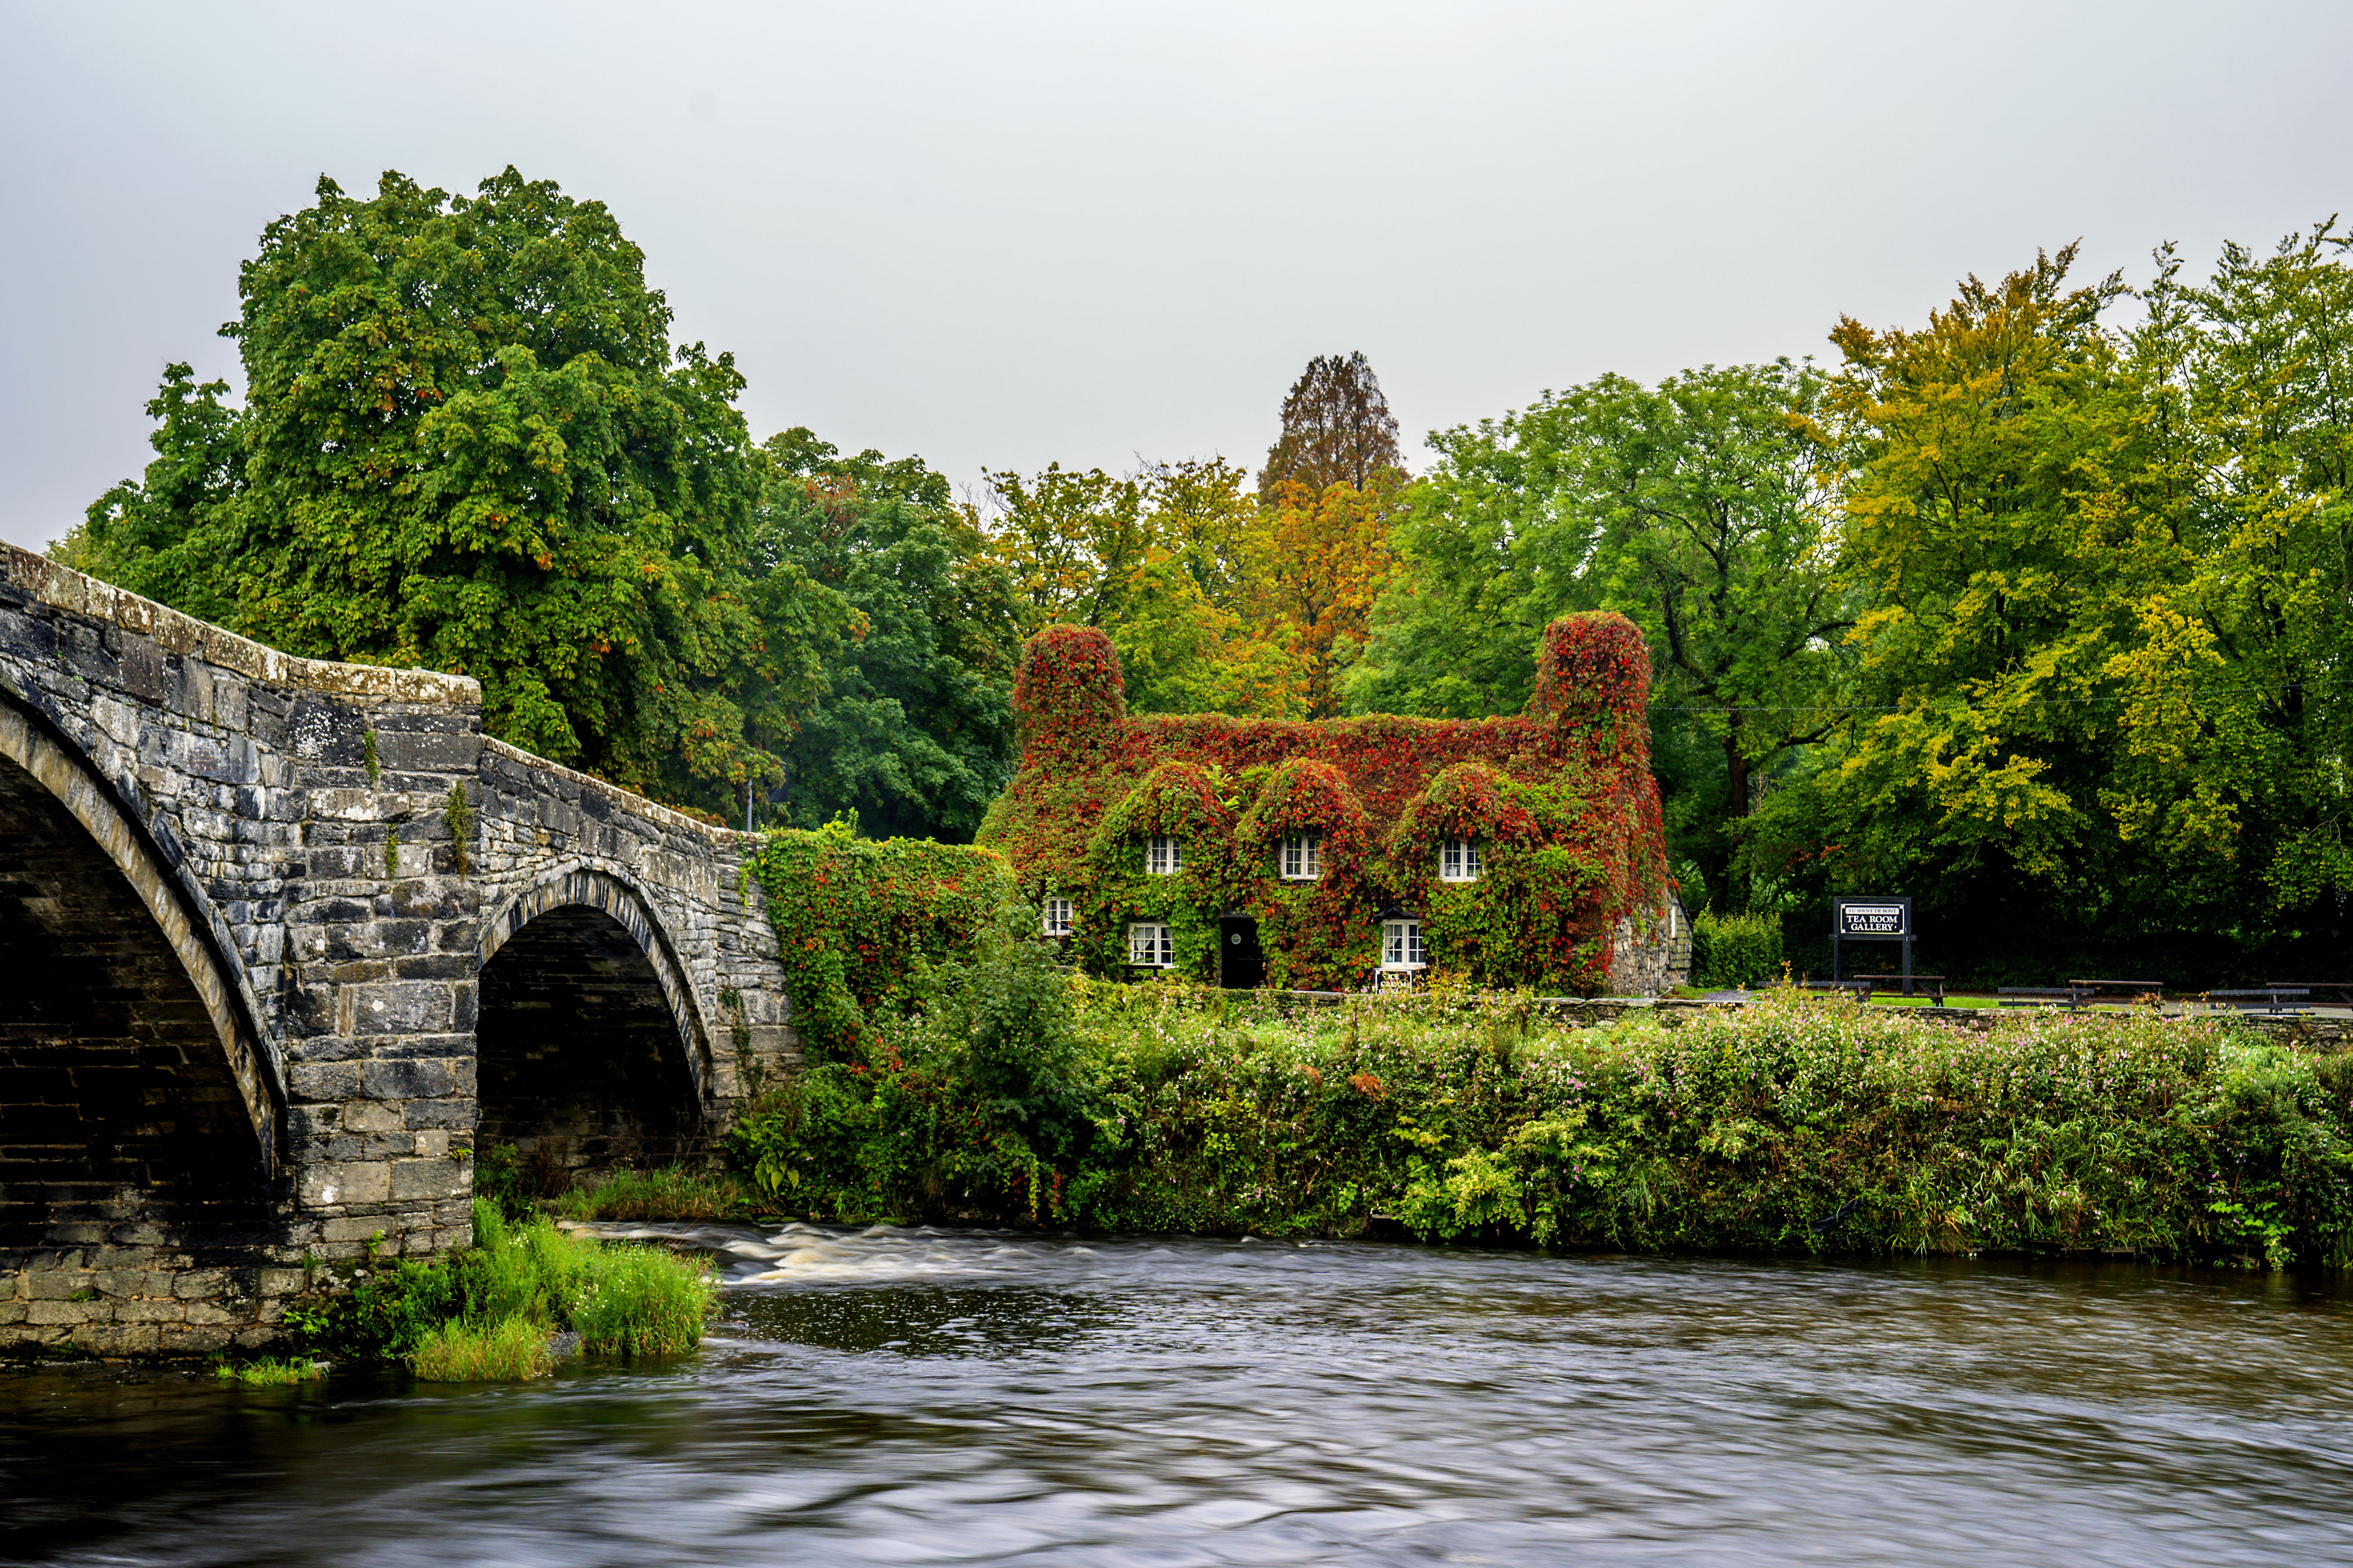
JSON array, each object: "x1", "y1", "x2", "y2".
[{"x1": 0, "y1": 545, "x2": 796, "y2": 1357}]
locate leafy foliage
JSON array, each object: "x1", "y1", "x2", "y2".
[
  {"x1": 1349, "y1": 360, "x2": 1845, "y2": 911},
  {"x1": 752, "y1": 429, "x2": 1020, "y2": 840},
  {"x1": 279, "y1": 1197, "x2": 714, "y2": 1375},
  {"x1": 1744, "y1": 234, "x2": 2353, "y2": 981},
  {"x1": 1255, "y1": 477, "x2": 1400, "y2": 717},
  {"x1": 982, "y1": 457, "x2": 1307, "y2": 716},
  {"x1": 729, "y1": 982, "x2": 2353, "y2": 1270},
  {"x1": 726, "y1": 930, "x2": 1108, "y2": 1223},
  {"x1": 1258, "y1": 350, "x2": 1407, "y2": 496},
  {"x1": 77, "y1": 167, "x2": 856, "y2": 816},
  {"x1": 745, "y1": 819, "x2": 1022, "y2": 1062},
  {"x1": 1691, "y1": 908, "x2": 1783, "y2": 987}
]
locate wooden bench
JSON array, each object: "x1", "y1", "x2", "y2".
[
  {"x1": 2212, "y1": 986, "x2": 2311, "y2": 1015},
  {"x1": 2001, "y1": 979, "x2": 2167, "y2": 1011},
  {"x1": 1853, "y1": 973, "x2": 1946, "y2": 1003},
  {"x1": 2269, "y1": 981, "x2": 2353, "y2": 1007},
  {"x1": 1803, "y1": 975, "x2": 1947, "y2": 1004}
]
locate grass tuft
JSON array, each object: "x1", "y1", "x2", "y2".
[
  {"x1": 570, "y1": 1239, "x2": 718, "y2": 1355},
  {"x1": 215, "y1": 1357, "x2": 323, "y2": 1386},
  {"x1": 411, "y1": 1315, "x2": 555, "y2": 1381},
  {"x1": 549, "y1": 1165, "x2": 758, "y2": 1222}
]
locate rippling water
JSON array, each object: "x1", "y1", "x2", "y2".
[{"x1": 8, "y1": 1225, "x2": 2353, "y2": 1565}]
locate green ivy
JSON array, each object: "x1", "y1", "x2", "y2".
[
  {"x1": 745, "y1": 817, "x2": 1021, "y2": 1061},
  {"x1": 980, "y1": 614, "x2": 1672, "y2": 994}
]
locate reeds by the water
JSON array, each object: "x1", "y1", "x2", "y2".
[
  {"x1": 411, "y1": 1315, "x2": 556, "y2": 1382},
  {"x1": 386, "y1": 1199, "x2": 718, "y2": 1381},
  {"x1": 548, "y1": 1165, "x2": 758, "y2": 1222},
  {"x1": 213, "y1": 1357, "x2": 324, "y2": 1386}
]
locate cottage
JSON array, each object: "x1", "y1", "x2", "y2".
[{"x1": 977, "y1": 612, "x2": 1681, "y2": 995}]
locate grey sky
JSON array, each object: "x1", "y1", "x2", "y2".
[{"x1": 4, "y1": 0, "x2": 2347, "y2": 552}]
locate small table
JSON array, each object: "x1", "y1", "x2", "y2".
[{"x1": 1853, "y1": 973, "x2": 1946, "y2": 1004}]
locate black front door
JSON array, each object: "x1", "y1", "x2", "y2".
[{"x1": 1219, "y1": 916, "x2": 1266, "y2": 989}]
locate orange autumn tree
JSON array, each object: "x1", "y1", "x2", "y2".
[{"x1": 1251, "y1": 478, "x2": 1401, "y2": 718}]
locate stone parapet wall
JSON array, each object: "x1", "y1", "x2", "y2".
[
  {"x1": 2, "y1": 548, "x2": 485, "y2": 1354},
  {"x1": 473, "y1": 737, "x2": 798, "y2": 1105},
  {"x1": 0, "y1": 546, "x2": 796, "y2": 1358}
]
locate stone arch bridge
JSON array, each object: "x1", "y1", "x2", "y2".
[{"x1": 0, "y1": 546, "x2": 799, "y2": 1356}]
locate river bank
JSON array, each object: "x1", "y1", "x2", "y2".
[{"x1": 691, "y1": 969, "x2": 2353, "y2": 1267}]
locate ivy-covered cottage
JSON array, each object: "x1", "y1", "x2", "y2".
[{"x1": 977, "y1": 613, "x2": 1682, "y2": 995}]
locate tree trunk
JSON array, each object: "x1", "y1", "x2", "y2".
[{"x1": 1723, "y1": 710, "x2": 1751, "y2": 908}]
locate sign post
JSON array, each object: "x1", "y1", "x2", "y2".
[{"x1": 1831, "y1": 897, "x2": 1915, "y2": 994}]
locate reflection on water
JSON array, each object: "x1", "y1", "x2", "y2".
[{"x1": 7, "y1": 1223, "x2": 2353, "y2": 1565}]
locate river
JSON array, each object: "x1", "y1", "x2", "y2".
[{"x1": 7, "y1": 1223, "x2": 2353, "y2": 1565}]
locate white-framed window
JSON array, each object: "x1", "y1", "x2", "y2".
[
  {"x1": 1147, "y1": 835, "x2": 1184, "y2": 875},
  {"x1": 1381, "y1": 919, "x2": 1427, "y2": 971},
  {"x1": 1280, "y1": 831, "x2": 1322, "y2": 881},
  {"x1": 1042, "y1": 897, "x2": 1073, "y2": 937},
  {"x1": 1128, "y1": 922, "x2": 1174, "y2": 967},
  {"x1": 1440, "y1": 836, "x2": 1481, "y2": 882}
]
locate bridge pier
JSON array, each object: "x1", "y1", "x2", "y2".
[{"x1": 0, "y1": 547, "x2": 797, "y2": 1356}]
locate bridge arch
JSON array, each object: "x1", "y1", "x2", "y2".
[
  {"x1": 474, "y1": 866, "x2": 718, "y2": 1190},
  {"x1": 0, "y1": 694, "x2": 276, "y2": 1242}
]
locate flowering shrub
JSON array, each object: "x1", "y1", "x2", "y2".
[
  {"x1": 726, "y1": 983, "x2": 2353, "y2": 1269},
  {"x1": 979, "y1": 612, "x2": 1672, "y2": 990}
]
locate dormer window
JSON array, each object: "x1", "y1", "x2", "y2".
[
  {"x1": 1147, "y1": 835, "x2": 1183, "y2": 875},
  {"x1": 1382, "y1": 918, "x2": 1426, "y2": 971},
  {"x1": 1440, "y1": 836, "x2": 1481, "y2": 882},
  {"x1": 1280, "y1": 831, "x2": 1322, "y2": 881},
  {"x1": 1042, "y1": 897, "x2": 1073, "y2": 936}
]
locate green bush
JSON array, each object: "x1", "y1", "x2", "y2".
[
  {"x1": 726, "y1": 980, "x2": 2353, "y2": 1269},
  {"x1": 453, "y1": 1199, "x2": 718, "y2": 1367},
  {"x1": 727, "y1": 929, "x2": 1108, "y2": 1224},
  {"x1": 570, "y1": 1242, "x2": 716, "y2": 1355},
  {"x1": 1692, "y1": 908, "x2": 1783, "y2": 987},
  {"x1": 278, "y1": 1199, "x2": 717, "y2": 1381}
]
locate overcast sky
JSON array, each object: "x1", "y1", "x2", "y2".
[{"x1": 4, "y1": 0, "x2": 2349, "y2": 551}]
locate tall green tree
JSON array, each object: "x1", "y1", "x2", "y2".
[
  {"x1": 1747, "y1": 237, "x2": 2352, "y2": 978},
  {"x1": 1750, "y1": 250, "x2": 2158, "y2": 956},
  {"x1": 1349, "y1": 361, "x2": 1847, "y2": 905},
  {"x1": 752, "y1": 430, "x2": 1021, "y2": 841},
  {"x1": 81, "y1": 168, "x2": 852, "y2": 814},
  {"x1": 980, "y1": 463, "x2": 1151, "y2": 631},
  {"x1": 2140, "y1": 224, "x2": 2353, "y2": 919}
]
